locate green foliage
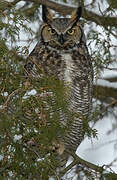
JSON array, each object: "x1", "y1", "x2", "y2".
[
  {"x1": 0, "y1": 0, "x2": 117, "y2": 179},
  {"x1": 0, "y1": 71, "x2": 69, "y2": 177}
]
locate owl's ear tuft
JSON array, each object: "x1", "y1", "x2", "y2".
[
  {"x1": 42, "y1": 5, "x2": 54, "y2": 23},
  {"x1": 71, "y1": 6, "x2": 82, "y2": 22}
]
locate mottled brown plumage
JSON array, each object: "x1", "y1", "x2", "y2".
[{"x1": 24, "y1": 5, "x2": 93, "y2": 171}]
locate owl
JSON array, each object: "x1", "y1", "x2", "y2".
[{"x1": 24, "y1": 5, "x2": 93, "y2": 172}]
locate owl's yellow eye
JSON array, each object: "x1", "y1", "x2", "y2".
[
  {"x1": 48, "y1": 28, "x2": 56, "y2": 35},
  {"x1": 67, "y1": 28, "x2": 75, "y2": 35}
]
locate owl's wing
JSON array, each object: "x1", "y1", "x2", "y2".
[{"x1": 24, "y1": 42, "x2": 42, "y2": 80}]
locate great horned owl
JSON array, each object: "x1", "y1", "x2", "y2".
[{"x1": 24, "y1": 5, "x2": 93, "y2": 170}]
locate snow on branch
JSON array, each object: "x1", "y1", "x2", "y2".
[{"x1": 2, "y1": 0, "x2": 117, "y2": 28}]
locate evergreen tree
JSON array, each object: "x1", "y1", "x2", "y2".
[{"x1": 0, "y1": 0, "x2": 117, "y2": 179}]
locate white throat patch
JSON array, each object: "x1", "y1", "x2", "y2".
[{"x1": 61, "y1": 53, "x2": 73, "y2": 84}]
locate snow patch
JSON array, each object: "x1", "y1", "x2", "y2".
[{"x1": 95, "y1": 79, "x2": 117, "y2": 89}]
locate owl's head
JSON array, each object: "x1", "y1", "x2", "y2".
[{"x1": 40, "y1": 6, "x2": 84, "y2": 50}]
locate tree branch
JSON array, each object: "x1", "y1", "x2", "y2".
[
  {"x1": 23, "y1": 0, "x2": 117, "y2": 28},
  {"x1": 59, "y1": 150, "x2": 117, "y2": 179},
  {"x1": 94, "y1": 84, "x2": 117, "y2": 101},
  {"x1": 0, "y1": 0, "x2": 21, "y2": 11},
  {"x1": 2, "y1": 0, "x2": 117, "y2": 29},
  {"x1": 0, "y1": 88, "x2": 21, "y2": 113}
]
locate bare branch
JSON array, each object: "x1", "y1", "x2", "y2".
[
  {"x1": 23, "y1": 0, "x2": 117, "y2": 28},
  {"x1": 94, "y1": 84, "x2": 117, "y2": 101},
  {"x1": 59, "y1": 150, "x2": 117, "y2": 179},
  {"x1": 2, "y1": 0, "x2": 117, "y2": 29}
]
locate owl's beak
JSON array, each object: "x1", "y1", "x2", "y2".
[{"x1": 58, "y1": 34, "x2": 65, "y2": 45}]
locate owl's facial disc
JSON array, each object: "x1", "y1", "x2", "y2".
[
  {"x1": 41, "y1": 5, "x2": 83, "y2": 50},
  {"x1": 41, "y1": 25, "x2": 65, "y2": 47},
  {"x1": 41, "y1": 23, "x2": 82, "y2": 50}
]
